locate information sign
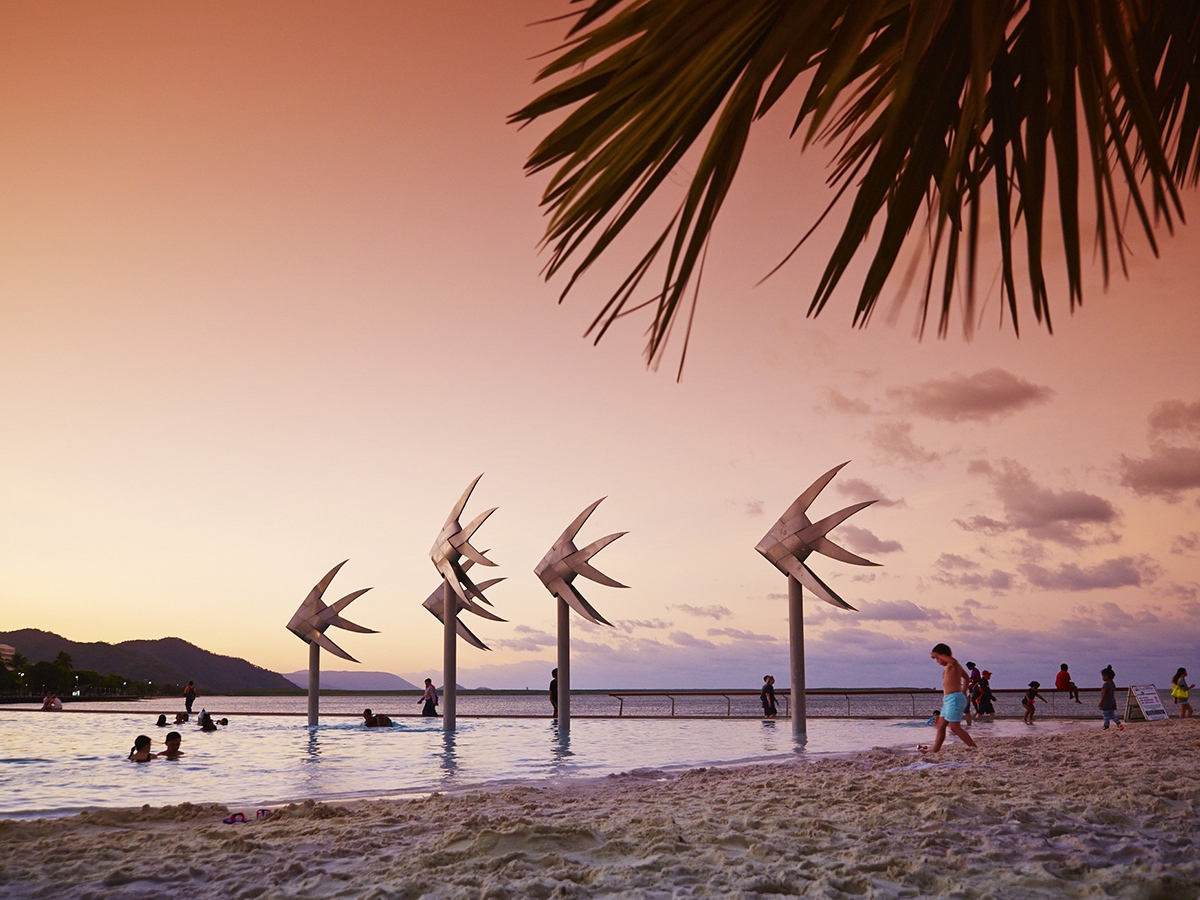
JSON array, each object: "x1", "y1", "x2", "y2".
[{"x1": 1125, "y1": 684, "x2": 1169, "y2": 721}]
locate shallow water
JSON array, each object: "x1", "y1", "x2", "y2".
[{"x1": 0, "y1": 704, "x2": 1092, "y2": 818}]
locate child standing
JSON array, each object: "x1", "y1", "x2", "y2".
[
  {"x1": 1098, "y1": 665, "x2": 1123, "y2": 730},
  {"x1": 1022, "y1": 681, "x2": 1047, "y2": 724}
]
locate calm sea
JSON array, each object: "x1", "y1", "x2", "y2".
[{"x1": 0, "y1": 690, "x2": 1109, "y2": 818}]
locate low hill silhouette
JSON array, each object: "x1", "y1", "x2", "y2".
[
  {"x1": 284, "y1": 670, "x2": 420, "y2": 691},
  {"x1": 0, "y1": 629, "x2": 299, "y2": 694}
]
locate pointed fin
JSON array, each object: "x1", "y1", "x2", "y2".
[
  {"x1": 444, "y1": 474, "x2": 483, "y2": 529},
  {"x1": 310, "y1": 630, "x2": 360, "y2": 663},
  {"x1": 559, "y1": 583, "x2": 614, "y2": 626},
  {"x1": 808, "y1": 536, "x2": 881, "y2": 567},
  {"x1": 777, "y1": 462, "x2": 849, "y2": 526},
  {"x1": 793, "y1": 563, "x2": 856, "y2": 611},
  {"x1": 555, "y1": 498, "x2": 606, "y2": 547}
]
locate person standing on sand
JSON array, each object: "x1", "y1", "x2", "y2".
[
  {"x1": 1171, "y1": 667, "x2": 1192, "y2": 718},
  {"x1": 975, "y1": 670, "x2": 996, "y2": 718},
  {"x1": 965, "y1": 661, "x2": 981, "y2": 720},
  {"x1": 420, "y1": 678, "x2": 439, "y2": 717},
  {"x1": 760, "y1": 675, "x2": 778, "y2": 718},
  {"x1": 1022, "y1": 681, "x2": 1048, "y2": 724},
  {"x1": 184, "y1": 681, "x2": 197, "y2": 714},
  {"x1": 1099, "y1": 665, "x2": 1123, "y2": 730},
  {"x1": 1055, "y1": 664, "x2": 1082, "y2": 703},
  {"x1": 549, "y1": 668, "x2": 558, "y2": 718},
  {"x1": 920, "y1": 643, "x2": 977, "y2": 753}
]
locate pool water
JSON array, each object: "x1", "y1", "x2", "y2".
[{"x1": 0, "y1": 709, "x2": 1091, "y2": 818}]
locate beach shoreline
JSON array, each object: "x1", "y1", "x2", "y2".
[{"x1": 2, "y1": 719, "x2": 1197, "y2": 898}]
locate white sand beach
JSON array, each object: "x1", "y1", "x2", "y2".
[{"x1": 2, "y1": 719, "x2": 1197, "y2": 898}]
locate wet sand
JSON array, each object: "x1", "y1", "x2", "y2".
[{"x1": 2, "y1": 718, "x2": 1197, "y2": 898}]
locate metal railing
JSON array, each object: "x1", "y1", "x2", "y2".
[{"x1": 608, "y1": 687, "x2": 1109, "y2": 718}]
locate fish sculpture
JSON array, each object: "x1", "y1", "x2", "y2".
[
  {"x1": 535, "y1": 497, "x2": 628, "y2": 626},
  {"x1": 429, "y1": 474, "x2": 500, "y2": 617},
  {"x1": 755, "y1": 462, "x2": 880, "y2": 610},
  {"x1": 285, "y1": 560, "x2": 376, "y2": 662},
  {"x1": 423, "y1": 557, "x2": 505, "y2": 650}
]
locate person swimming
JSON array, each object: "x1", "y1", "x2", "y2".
[{"x1": 128, "y1": 734, "x2": 154, "y2": 762}]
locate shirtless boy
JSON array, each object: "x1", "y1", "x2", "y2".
[{"x1": 922, "y1": 642, "x2": 978, "y2": 753}]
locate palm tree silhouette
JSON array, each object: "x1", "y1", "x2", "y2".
[{"x1": 513, "y1": 1, "x2": 1199, "y2": 373}]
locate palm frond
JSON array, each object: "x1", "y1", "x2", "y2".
[{"x1": 512, "y1": 0, "x2": 1200, "y2": 372}]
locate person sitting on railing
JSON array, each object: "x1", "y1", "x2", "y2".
[{"x1": 1055, "y1": 664, "x2": 1082, "y2": 703}]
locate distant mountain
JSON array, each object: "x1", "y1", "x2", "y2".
[
  {"x1": 0, "y1": 629, "x2": 299, "y2": 694},
  {"x1": 285, "y1": 670, "x2": 420, "y2": 691}
]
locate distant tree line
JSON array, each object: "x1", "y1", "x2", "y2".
[{"x1": 0, "y1": 650, "x2": 178, "y2": 698}]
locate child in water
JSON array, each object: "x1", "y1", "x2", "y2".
[{"x1": 128, "y1": 735, "x2": 154, "y2": 762}]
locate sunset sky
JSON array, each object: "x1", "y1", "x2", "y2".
[{"x1": 2, "y1": 1, "x2": 1198, "y2": 693}]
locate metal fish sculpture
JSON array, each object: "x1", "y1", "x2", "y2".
[
  {"x1": 535, "y1": 497, "x2": 627, "y2": 626},
  {"x1": 423, "y1": 557, "x2": 505, "y2": 651},
  {"x1": 755, "y1": 462, "x2": 880, "y2": 610},
  {"x1": 429, "y1": 474, "x2": 500, "y2": 616},
  {"x1": 286, "y1": 560, "x2": 376, "y2": 662}
]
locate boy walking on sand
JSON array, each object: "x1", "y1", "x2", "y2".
[{"x1": 921, "y1": 643, "x2": 978, "y2": 753}]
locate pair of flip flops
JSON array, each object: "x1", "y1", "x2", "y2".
[{"x1": 223, "y1": 809, "x2": 271, "y2": 824}]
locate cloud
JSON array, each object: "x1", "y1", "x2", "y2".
[
  {"x1": 706, "y1": 627, "x2": 778, "y2": 642},
  {"x1": 743, "y1": 499, "x2": 765, "y2": 517},
  {"x1": 669, "y1": 630, "x2": 717, "y2": 649},
  {"x1": 1147, "y1": 400, "x2": 1200, "y2": 439},
  {"x1": 825, "y1": 388, "x2": 871, "y2": 415},
  {"x1": 670, "y1": 604, "x2": 733, "y2": 620},
  {"x1": 835, "y1": 477, "x2": 905, "y2": 508},
  {"x1": 1019, "y1": 556, "x2": 1157, "y2": 591},
  {"x1": 888, "y1": 368, "x2": 1054, "y2": 422},
  {"x1": 615, "y1": 618, "x2": 672, "y2": 633},
  {"x1": 458, "y1": 592, "x2": 1200, "y2": 689},
  {"x1": 1116, "y1": 400, "x2": 1200, "y2": 501},
  {"x1": 1118, "y1": 444, "x2": 1200, "y2": 500},
  {"x1": 852, "y1": 599, "x2": 950, "y2": 624},
  {"x1": 834, "y1": 523, "x2": 903, "y2": 555},
  {"x1": 869, "y1": 422, "x2": 941, "y2": 465},
  {"x1": 490, "y1": 624, "x2": 556, "y2": 653},
  {"x1": 960, "y1": 459, "x2": 1120, "y2": 547},
  {"x1": 1171, "y1": 532, "x2": 1200, "y2": 556}
]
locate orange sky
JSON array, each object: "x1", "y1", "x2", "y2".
[{"x1": 2, "y1": 1, "x2": 1198, "y2": 691}]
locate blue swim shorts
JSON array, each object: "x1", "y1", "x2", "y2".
[{"x1": 941, "y1": 691, "x2": 968, "y2": 723}]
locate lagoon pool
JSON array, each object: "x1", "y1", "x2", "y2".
[{"x1": 0, "y1": 709, "x2": 1091, "y2": 818}]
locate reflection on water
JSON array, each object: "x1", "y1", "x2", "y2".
[
  {"x1": 549, "y1": 724, "x2": 573, "y2": 763},
  {"x1": 304, "y1": 726, "x2": 321, "y2": 762},
  {"x1": 438, "y1": 731, "x2": 458, "y2": 780}
]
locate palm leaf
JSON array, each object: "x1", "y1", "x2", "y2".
[{"x1": 513, "y1": 0, "x2": 1200, "y2": 372}]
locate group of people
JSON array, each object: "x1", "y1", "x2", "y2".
[
  {"x1": 128, "y1": 731, "x2": 185, "y2": 761},
  {"x1": 925, "y1": 645, "x2": 1194, "y2": 752},
  {"x1": 361, "y1": 678, "x2": 442, "y2": 727}
]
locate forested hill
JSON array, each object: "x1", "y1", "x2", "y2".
[{"x1": 0, "y1": 629, "x2": 299, "y2": 694}]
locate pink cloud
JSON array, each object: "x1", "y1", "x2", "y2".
[{"x1": 888, "y1": 368, "x2": 1054, "y2": 423}]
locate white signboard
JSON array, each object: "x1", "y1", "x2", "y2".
[{"x1": 1125, "y1": 684, "x2": 1169, "y2": 722}]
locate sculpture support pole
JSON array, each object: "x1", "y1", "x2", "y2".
[
  {"x1": 442, "y1": 580, "x2": 456, "y2": 731},
  {"x1": 788, "y1": 575, "x2": 807, "y2": 740},
  {"x1": 557, "y1": 595, "x2": 571, "y2": 730},
  {"x1": 307, "y1": 643, "x2": 320, "y2": 727}
]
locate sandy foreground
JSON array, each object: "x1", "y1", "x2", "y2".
[{"x1": 1, "y1": 720, "x2": 1197, "y2": 899}]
